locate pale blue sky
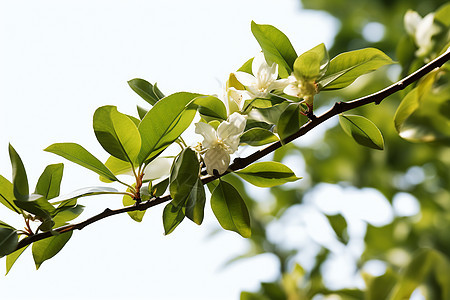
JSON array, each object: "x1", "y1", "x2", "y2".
[{"x1": 0, "y1": 1, "x2": 342, "y2": 299}]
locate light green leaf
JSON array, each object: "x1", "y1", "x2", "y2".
[
  {"x1": 137, "y1": 105, "x2": 148, "y2": 120},
  {"x1": 211, "y1": 180, "x2": 251, "y2": 238},
  {"x1": 128, "y1": 78, "x2": 164, "y2": 106},
  {"x1": 45, "y1": 143, "x2": 118, "y2": 182},
  {"x1": 52, "y1": 205, "x2": 84, "y2": 228},
  {"x1": 169, "y1": 148, "x2": 200, "y2": 206},
  {"x1": 6, "y1": 245, "x2": 29, "y2": 275},
  {"x1": 293, "y1": 43, "x2": 329, "y2": 80},
  {"x1": 237, "y1": 58, "x2": 253, "y2": 74},
  {"x1": 35, "y1": 163, "x2": 64, "y2": 200},
  {"x1": 162, "y1": 202, "x2": 185, "y2": 235},
  {"x1": 8, "y1": 144, "x2": 29, "y2": 201},
  {"x1": 190, "y1": 95, "x2": 227, "y2": 120},
  {"x1": 32, "y1": 231, "x2": 72, "y2": 269},
  {"x1": 0, "y1": 227, "x2": 19, "y2": 258},
  {"x1": 123, "y1": 194, "x2": 145, "y2": 222},
  {"x1": 236, "y1": 162, "x2": 301, "y2": 187},
  {"x1": 185, "y1": 179, "x2": 206, "y2": 225},
  {"x1": 0, "y1": 175, "x2": 21, "y2": 214},
  {"x1": 339, "y1": 114, "x2": 384, "y2": 150},
  {"x1": 277, "y1": 103, "x2": 301, "y2": 141},
  {"x1": 319, "y1": 48, "x2": 394, "y2": 90},
  {"x1": 138, "y1": 92, "x2": 199, "y2": 164},
  {"x1": 251, "y1": 21, "x2": 298, "y2": 78},
  {"x1": 99, "y1": 156, "x2": 133, "y2": 183},
  {"x1": 93, "y1": 106, "x2": 141, "y2": 164},
  {"x1": 240, "y1": 128, "x2": 279, "y2": 146}
]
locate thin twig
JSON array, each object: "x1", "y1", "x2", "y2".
[{"x1": 14, "y1": 49, "x2": 450, "y2": 251}]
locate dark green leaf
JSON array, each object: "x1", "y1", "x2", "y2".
[
  {"x1": 128, "y1": 78, "x2": 164, "y2": 106},
  {"x1": 240, "y1": 128, "x2": 279, "y2": 146},
  {"x1": 14, "y1": 194, "x2": 56, "y2": 220},
  {"x1": 162, "y1": 202, "x2": 185, "y2": 235},
  {"x1": 169, "y1": 148, "x2": 200, "y2": 206},
  {"x1": 45, "y1": 143, "x2": 118, "y2": 182},
  {"x1": 0, "y1": 227, "x2": 18, "y2": 258},
  {"x1": 6, "y1": 245, "x2": 29, "y2": 275},
  {"x1": 8, "y1": 144, "x2": 29, "y2": 201},
  {"x1": 93, "y1": 106, "x2": 141, "y2": 164},
  {"x1": 185, "y1": 179, "x2": 206, "y2": 225},
  {"x1": 277, "y1": 103, "x2": 301, "y2": 141},
  {"x1": 32, "y1": 231, "x2": 72, "y2": 269},
  {"x1": 339, "y1": 114, "x2": 384, "y2": 150},
  {"x1": 138, "y1": 92, "x2": 199, "y2": 164},
  {"x1": 35, "y1": 163, "x2": 64, "y2": 200},
  {"x1": 251, "y1": 21, "x2": 298, "y2": 78},
  {"x1": 211, "y1": 180, "x2": 251, "y2": 238},
  {"x1": 326, "y1": 213, "x2": 349, "y2": 244},
  {"x1": 319, "y1": 48, "x2": 394, "y2": 90},
  {"x1": 52, "y1": 205, "x2": 84, "y2": 228},
  {"x1": 236, "y1": 162, "x2": 301, "y2": 187},
  {"x1": 0, "y1": 175, "x2": 21, "y2": 214},
  {"x1": 151, "y1": 178, "x2": 169, "y2": 197}
]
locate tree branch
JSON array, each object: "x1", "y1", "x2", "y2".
[{"x1": 15, "y1": 49, "x2": 450, "y2": 251}]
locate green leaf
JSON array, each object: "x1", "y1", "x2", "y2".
[
  {"x1": 0, "y1": 227, "x2": 18, "y2": 258},
  {"x1": 50, "y1": 186, "x2": 118, "y2": 204},
  {"x1": 100, "y1": 156, "x2": 133, "y2": 183},
  {"x1": 45, "y1": 143, "x2": 118, "y2": 182},
  {"x1": 14, "y1": 194, "x2": 56, "y2": 220},
  {"x1": 35, "y1": 163, "x2": 64, "y2": 200},
  {"x1": 123, "y1": 194, "x2": 145, "y2": 222},
  {"x1": 236, "y1": 162, "x2": 301, "y2": 187},
  {"x1": 211, "y1": 180, "x2": 251, "y2": 238},
  {"x1": 185, "y1": 179, "x2": 206, "y2": 225},
  {"x1": 237, "y1": 58, "x2": 253, "y2": 74},
  {"x1": 339, "y1": 114, "x2": 384, "y2": 150},
  {"x1": 52, "y1": 204, "x2": 84, "y2": 228},
  {"x1": 137, "y1": 105, "x2": 148, "y2": 120},
  {"x1": 6, "y1": 245, "x2": 29, "y2": 275},
  {"x1": 240, "y1": 128, "x2": 279, "y2": 146},
  {"x1": 0, "y1": 175, "x2": 21, "y2": 214},
  {"x1": 8, "y1": 144, "x2": 29, "y2": 201},
  {"x1": 190, "y1": 95, "x2": 227, "y2": 120},
  {"x1": 93, "y1": 106, "x2": 141, "y2": 164},
  {"x1": 326, "y1": 213, "x2": 349, "y2": 244},
  {"x1": 293, "y1": 43, "x2": 329, "y2": 80},
  {"x1": 277, "y1": 103, "x2": 301, "y2": 141},
  {"x1": 169, "y1": 148, "x2": 200, "y2": 206},
  {"x1": 128, "y1": 78, "x2": 164, "y2": 106},
  {"x1": 151, "y1": 178, "x2": 169, "y2": 197},
  {"x1": 138, "y1": 92, "x2": 199, "y2": 164},
  {"x1": 251, "y1": 21, "x2": 298, "y2": 78},
  {"x1": 162, "y1": 202, "x2": 185, "y2": 235},
  {"x1": 319, "y1": 48, "x2": 394, "y2": 90},
  {"x1": 32, "y1": 231, "x2": 72, "y2": 269}
]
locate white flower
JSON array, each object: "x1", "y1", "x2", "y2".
[
  {"x1": 234, "y1": 53, "x2": 288, "y2": 100},
  {"x1": 221, "y1": 85, "x2": 250, "y2": 114},
  {"x1": 195, "y1": 112, "x2": 246, "y2": 175},
  {"x1": 404, "y1": 10, "x2": 441, "y2": 57},
  {"x1": 283, "y1": 75, "x2": 318, "y2": 107}
]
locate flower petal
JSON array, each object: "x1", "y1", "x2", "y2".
[
  {"x1": 252, "y1": 53, "x2": 268, "y2": 77},
  {"x1": 217, "y1": 112, "x2": 246, "y2": 142},
  {"x1": 195, "y1": 122, "x2": 217, "y2": 149},
  {"x1": 234, "y1": 71, "x2": 257, "y2": 87},
  {"x1": 204, "y1": 146, "x2": 230, "y2": 175},
  {"x1": 283, "y1": 83, "x2": 301, "y2": 98}
]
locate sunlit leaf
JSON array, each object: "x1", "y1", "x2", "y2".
[
  {"x1": 319, "y1": 48, "x2": 394, "y2": 90},
  {"x1": 339, "y1": 114, "x2": 384, "y2": 150},
  {"x1": 35, "y1": 163, "x2": 64, "y2": 200},
  {"x1": 0, "y1": 175, "x2": 21, "y2": 214},
  {"x1": 236, "y1": 162, "x2": 301, "y2": 187},
  {"x1": 293, "y1": 43, "x2": 329, "y2": 80},
  {"x1": 240, "y1": 128, "x2": 279, "y2": 146},
  {"x1": 100, "y1": 156, "x2": 133, "y2": 183},
  {"x1": 93, "y1": 105, "x2": 141, "y2": 164},
  {"x1": 191, "y1": 95, "x2": 227, "y2": 120},
  {"x1": 138, "y1": 92, "x2": 199, "y2": 164},
  {"x1": 6, "y1": 245, "x2": 29, "y2": 275},
  {"x1": 251, "y1": 21, "x2": 298, "y2": 78},
  {"x1": 32, "y1": 231, "x2": 73, "y2": 269},
  {"x1": 45, "y1": 143, "x2": 118, "y2": 182},
  {"x1": 123, "y1": 194, "x2": 145, "y2": 222},
  {"x1": 211, "y1": 180, "x2": 251, "y2": 238},
  {"x1": 8, "y1": 144, "x2": 29, "y2": 201}
]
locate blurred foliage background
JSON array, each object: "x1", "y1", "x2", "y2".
[{"x1": 235, "y1": 0, "x2": 450, "y2": 299}]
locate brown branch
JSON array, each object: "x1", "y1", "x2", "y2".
[{"x1": 15, "y1": 49, "x2": 450, "y2": 251}]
